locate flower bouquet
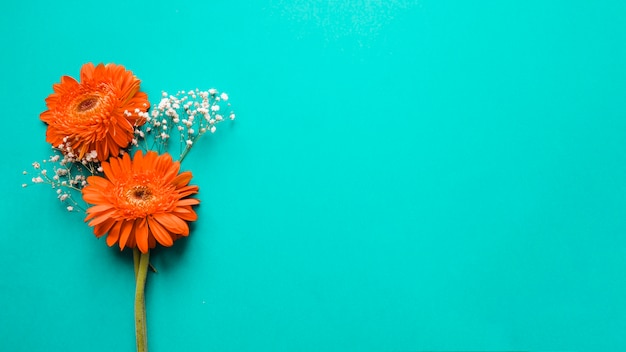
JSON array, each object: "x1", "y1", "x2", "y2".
[{"x1": 25, "y1": 63, "x2": 235, "y2": 351}]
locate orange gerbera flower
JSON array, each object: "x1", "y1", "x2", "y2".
[
  {"x1": 40, "y1": 63, "x2": 149, "y2": 161},
  {"x1": 82, "y1": 151, "x2": 200, "y2": 253}
]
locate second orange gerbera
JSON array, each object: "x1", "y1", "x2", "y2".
[
  {"x1": 82, "y1": 151, "x2": 200, "y2": 253},
  {"x1": 40, "y1": 63, "x2": 149, "y2": 160}
]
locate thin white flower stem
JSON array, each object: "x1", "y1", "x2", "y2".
[
  {"x1": 178, "y1": 131, "x2": 206, "y2": 163},
  {"x1": 65, "y1": 195, "x2": 86, "y2": 213},
  {"x1": 179, "y1": 146, "x2": 192, "y2": 163},
  {"x1": 135, "y1": 250, "x2": 150, "y2": 352}
]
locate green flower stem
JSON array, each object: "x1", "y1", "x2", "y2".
[
  {"x1": 135, "y1": 250, "x2": 150, "y2": 352},
  {"x1": 133, "y1": 248, "x2": 140, "y2": 278}
]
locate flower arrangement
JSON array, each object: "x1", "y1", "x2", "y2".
[{"x1": 24, "y1": 62, "x2": 235, "y2": 351}]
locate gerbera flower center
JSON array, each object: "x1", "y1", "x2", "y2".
[
  {"x1": 127, "y1": 186, "x2": 154, "y2": 205},
  {"x1": 76, "y1": 96, "x2": 100, "y2": 112}
]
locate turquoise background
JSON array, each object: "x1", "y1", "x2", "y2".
[{"x1": 2, "y1": 1, "x2": 626, "y2": 351}]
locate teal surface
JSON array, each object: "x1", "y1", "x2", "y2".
[{"x1": 2, "y1": 1, "x2": 626, "y2": 351}]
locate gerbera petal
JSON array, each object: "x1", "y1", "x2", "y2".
[
  {"x1": 85, "y1": 175, "x2": 113, "y2": 190},
  {"x1": 134, "y1": 218, "x2": 149, "y2": 254},
  {"x1": 107, "y1": 136, "x2": 119, "y2": 157},
  {"x1": 155, "y1": 153, "x2": 178, "y2": 179},
  {"x1": 121, "y1": 152, "x2": 132, "y2": 171},
  {"x1": 84, "y1": 211, "x2": 98, "y2": 222},
  {"x1": 141, "y1": 151, "x2": 158, "y2": 172},
  {"x1": 108, "y1": 157, "x2": 122, "y2": 178},
  {"x1": 94, "y1": 217, "x2": 117, "y2": 238},
  {"x1": 132, "y1": 150, "x2": 145, "y2": 172},
  {"x1": 87, "y1": 209, "x2": 117, "y2": 226},
  {"x1": 39, "y1": 110, "x2": 55, "y2": 124},
  {"x1": 82, "y1": 190, "x2": 108, "y2": 204},
  {"x1": 100, "y1": 161, "x2": 117, "y2": 182},
  {"x1": 106, "y1": 221, "x2": 123, "y2": 247},
  {"x1": 147, "y1": 216, "x2": 174, "y2": 247},
  {"x1": 77, "y1": 143, "x2": 90, "y2": 159},
  {"x1": 173, "y1": 207, "x2": 198, "y2": 221},
  {"x1": 87, "y1": 204, "x2": 115, "y2": 213},
  {"x1": 96, "y1": 141, "x2": 109, "y2": 162},
  {"x1": 111, "y1": 123, "x2": 130, "y2": 147},
  {"x1": 118, "y1": 220, "x2": 135, "y2": 250},
  {"x1": 53, "y1": 76, "x2": 79, "y2": 95},
  {"x1": 84, "y1": 204, "x2": 115, "y2": 222},
  {"x1": 79, "y1": 62, "x2": 96, "y2": 81},
  {"x1": 92, "y1": 63, "x2": 107, "y2": 81},
  {"x1": 177, "y1": 185, "x2": 200, "y2": 198},
  {"x1": 172, "y1": 172, "x2": 193, "y2": 187},
  {"x1": 126, "y1": 233, "x2": 137, "y2": 249},
  {"x1": 153, "y1": 213, "x2": 189, "y2": 235},
  {"x1": 176, "y1": 198, "x2": 200, "y2": 206}
]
